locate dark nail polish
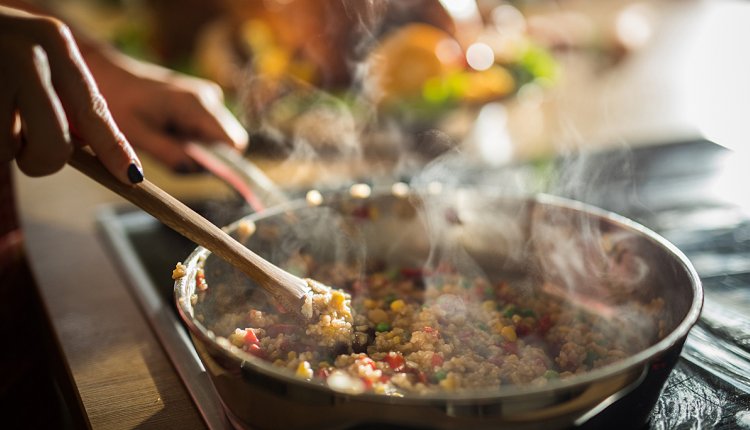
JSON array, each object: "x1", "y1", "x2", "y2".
[{"x1": 128, "y1": 163, "x2": 144, "y2": 183}]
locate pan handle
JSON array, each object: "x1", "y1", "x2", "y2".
[{"x1": 185, "y1": 142, "x2": 289, "y2": 212}]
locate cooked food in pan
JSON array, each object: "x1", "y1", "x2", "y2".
[{"x1": 189, "y1": 256, "x2": 665, "y2": 396}]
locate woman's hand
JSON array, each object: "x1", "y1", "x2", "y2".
[
  {"x1": 87, "y1": 49, "x2": 248, "y2": 172},
  {"x1": 0, "y1": 5, "x2": 142, "y2": 183}
]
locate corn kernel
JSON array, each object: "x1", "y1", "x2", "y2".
[
  {"x1": 390, "y1": 299, "x2": 406, "y2": 312},
  {"x1": 296, "y1": 361, "x2": 313, "y2": 379},
  {"x1": 287, "y1": 351, "x2": 297, "y2": 360},
  {"x1": 501, "y1": 326, "x2": 517, "y2": 342},
  {"x1": 373, "y1": 383, "x2": 386, "y2": 394},
  {"x1": 492, "y1": 322, "x2": 504, "y2": 334},
  {"x1": 228, "y1": 329, "x2": 246, "y2": 348},
  {"x1": 481, "y1": 300, "x2": 495, "y2": 312},
  {"x1": 511, "y1": 314, "x2": 522, "y2": 324},
  {"x1": 331, "y1": 290, "x2": 346, "y2": 309},
  {"x1": 439, "y1": 373, "x2": 456, "y2": 390}
]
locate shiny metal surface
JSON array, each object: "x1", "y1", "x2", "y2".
[{"x1": 174, "y1": 191, "x2": 702, "y2": 430}]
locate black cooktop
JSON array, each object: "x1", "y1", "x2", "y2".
[{"x1": 98, "y1": 139, "x2": 750, "y2": 429}]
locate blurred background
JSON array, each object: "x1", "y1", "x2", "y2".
[{"x1": 36, "y1": 0, "x2": 750, "y2": 196}]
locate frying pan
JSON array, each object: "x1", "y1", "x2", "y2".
[{"x1": 174, "y1": 188, "x2": 702, "y2": 429}]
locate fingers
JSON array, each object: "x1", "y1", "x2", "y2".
[
  {"x1": 0, "y1": 86, "x2": 19, "y2": 165},
  {"x1": 172, "y1": 79, "x2": 249, "y2": 152},
  {"x1": 0, "y1": 111, "x2": 20, "y2": 167},
  {"x1": 3, "y1": 11, "x2": 141, "y2": 183},
  {"x1": 0, "y1": 32, "x2": 71, "y2": 176},
  {"x1": 14, "y1": 45, "x2": 72, "y2": 176},
  {"x1": 124, "y1": 117, "x2": 196, "y2": 170}
]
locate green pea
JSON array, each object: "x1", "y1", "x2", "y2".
[
  {"x1": 376, "y1": 322, "x2": 390, "y2": 332},
  {"x1": 434, "y1": 370, "x2": 447, "y2": 381}
]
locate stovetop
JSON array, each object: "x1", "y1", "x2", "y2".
[{"x1": 97, "y1": 139, "x2": 750, "y2": 429}]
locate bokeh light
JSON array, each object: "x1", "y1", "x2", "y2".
[{"x1": 466, "y1": 42, "x2": 494, "y2": 71}]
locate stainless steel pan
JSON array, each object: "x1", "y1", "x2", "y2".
[{"x1": 174, "y1": 188, "x2": 702, "y2": 429}]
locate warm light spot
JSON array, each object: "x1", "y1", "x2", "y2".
[
  {"x1": 306, "y1": 189, "x2": 323, "y2": 206},
  {"x1": 615, "y1": 3, "x2": 653, "y2": 50},
  {"x1": 350, "y1": 183, "x2": 372, "y2": 199},
  {"x1": 237, "y1": 220, "x2": 257, "y2": 241},
  {"x1": 466, "y1": 43, "x2": 495, "y2": 71},
  {"x1": 391, "y1": 182, "x2": 410, "y2": 197},
  {"x1": 439, "y1": 0, "x2": 479, "y2": 20}
]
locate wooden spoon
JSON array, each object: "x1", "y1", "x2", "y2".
[{"x1": 68, "y1": 146, "x2": 311, "y2": 315}]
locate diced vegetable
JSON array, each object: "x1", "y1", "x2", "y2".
[
  {"x1": 384, "y1": 352, "x2": 405, "y2": 371},
  {"x1": 244, "y1": 329, "x2": 259, "y2": 345},
  {"x1": 390, "y1": 299, "x2": 406, "y2": 312}
]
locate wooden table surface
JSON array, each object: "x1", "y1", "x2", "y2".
[{"x1": 15, "y1": 164, "x2": 210, "y2": 429}]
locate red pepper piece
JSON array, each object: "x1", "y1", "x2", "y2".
[
  {"x1": 361, "y1": 377, "x2": 373, "y2": 390},
  {"x1": 384, "y1": 353, "x2": 406, "y2": 372},
  {"x1": 244, "y1": 330, "x2": 259, "y2": 345},
  {"x1": 537, "y1": 315, "x2": 553, "y2": 335},
  {"x1": 431, "y1": 353, "x2": 444, "y2": 368},
  {"x1": 516, "y1": 324, "x2": 531, "y2": 336},
  {"x1": 357, "y1": 357, "x2": 377, "y2": 370},
  {"x1": 247, "y1": 343, "x2": 264, "y2": 358}
]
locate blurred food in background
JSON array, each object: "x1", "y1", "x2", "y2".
[
  {"x1": 59, "y1": 0, "x2": 658, "y2": 166},
  {"x1": 191, "y1": 0, "x2": 561, "y2": 159}
]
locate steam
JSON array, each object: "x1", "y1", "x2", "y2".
[{"x1": 230, "y1": 1, "x2": 663, "y2": 346}]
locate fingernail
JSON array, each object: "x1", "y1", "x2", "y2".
[{"x1": 128, "y1": 163, "x2": 144, "y2": 183}]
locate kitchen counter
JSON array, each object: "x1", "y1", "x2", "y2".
[{"x1": 15, "y1": 163, "x2": 210, "y2": 429}]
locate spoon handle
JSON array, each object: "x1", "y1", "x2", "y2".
[{"x1": 68, "y1": 146, "x2": 310, "y2": 312}]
